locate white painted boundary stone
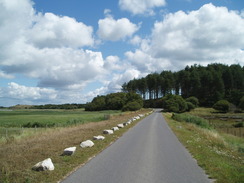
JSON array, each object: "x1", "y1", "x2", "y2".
[
  {"x1": 32, "y1": 158, "x2": 54, "y2": 171},
  {"x1": 111, "y1": 127, "x2": 119, "y2": 131},
  {"x1": 133, "y1": 116, "x2": 140, "y2": 121},
  {"x1": 117, "y1": 124, "x2": 124, "y2": 128},
  {"x1": 80, "y1": 140, "x2": 94, "y2": 148},
  {"x1": 103, "y1": 129, "x2": 114, "y2": 134},
  {"x1": 63, "y1": 147, "x2": 76, "y2": 156},
  {"x1": 124, "y1": 120, "x2": 132, "y2": 126},
  {"x1": 93, "y1": 135, "x2": 105, "y2": 140}
]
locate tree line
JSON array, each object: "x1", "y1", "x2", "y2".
[
  {"x1": 85, "y1": 92, "x2": 143, "y2": 111},
  {"x1": 30, "y1": 103, "x2": 86, "y2": 109},
  {"x1": 122, "y1": 64, "x2": 244, "y2": 107}
]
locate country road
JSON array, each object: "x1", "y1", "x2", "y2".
[{"x1": 61, "y1": 110, "x2": 210, "y2": 183}]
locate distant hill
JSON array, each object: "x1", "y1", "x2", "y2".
[{"x1": 10, "y1": 104, "x2": 33, "y2": 109}]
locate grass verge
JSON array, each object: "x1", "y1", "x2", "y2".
[
  {"x1": 163, "y1": 112, "x2": 244, "y2": 183},
  {"x1": 0, "y1": 109, "x2": 151, "y2": 183}
]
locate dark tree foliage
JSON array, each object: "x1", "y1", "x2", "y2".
[
  {"x1": 31, "y1": 103, "x2": 86, "y2": 109},
  {"x1": 85, "y1": 92, "x2": 143, "y2": 111},
  {"x1": 186, "y1": 96, "x2": 199, "y2": 107},
  {"x1": 213, "y1": 100, "x2": 230, "y2": 113},
  {"x1": 238, "y1": 96, "x2": 244, "y2": 110},
  {"x1": 162, "y1": 95, "x2": 187, "y2": 113},
  {"x1": 105, "y1": 93, "x2": 126, "y2": 110},
  {"x1": 122, "y1": 64, "x2": 244, "y2": 107},
  {"x1": 186, "y1": 102, "x2": 195, "y2": 111},
  {"x1": 122, "y1": 101, "x2": 142, "y2": 111},
  {"x1": 85, "y1": 95, "x2": 106, "y2": 111}
]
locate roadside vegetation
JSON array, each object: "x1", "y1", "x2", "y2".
[
  {"x1": 164, "y1": 111, "x2": 244, "y2": 183},
  {"x1": 187, "y1": 107, "x2": 244, "y2": 137},
  {"x1": 172, "y1": 113, "x2": 210, "y2": 129},
  {"x1": 0, "y1": 109, "x2": 151, "y2": 183}
]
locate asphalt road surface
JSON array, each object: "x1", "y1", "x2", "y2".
[{"x1": 61, "y1": 110, "x2": 210, "y2": 183}]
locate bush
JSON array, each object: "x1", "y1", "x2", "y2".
[
  {"x1": 125, "y1": 92, "x2": 143, "y2": 107},
  {"x1": 172, "y1": 113, "x2": 210, "y2": 128},
  {"x1": 85, "y1": 95, "x2": 107, "y2": 111},
  {"x1": 106, "y1": 93, "x2": 126, "y2": 110},
  {"x1": 162, "y1": 95, "x2": 187, "y2": 113},
  {"x1": 122, "y1": 101, "x2": 142, "y2": 111},
  {"x1": 213, "y1": 100, "x2": 230, "y2": 113},
  {"x1": 165, "y1": 100, "x2": 179, "y2": 113},
  {"x1": 186, "y1": 102, "x2": 195, "y2": 111},
  {"x1": 186, "y1": 96, "x2": 199, "y2": 107}
]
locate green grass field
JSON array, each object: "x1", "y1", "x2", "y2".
[
  {"x1": 0, "y1": 109, "x2": 151, "y2": 183},
  {"x1": 0, "y1": 109, "x2": 121, "y2": 128},
  {"x1": 0, "y1": 109, "x2": 122, "y2": 139}
]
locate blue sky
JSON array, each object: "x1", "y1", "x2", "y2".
[{"x1": 0, "y1": 0, "x2": 243, "y2": 107}]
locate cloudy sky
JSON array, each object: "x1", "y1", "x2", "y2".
[{"x1": 0, "y1": 0, "x2": 243, "y2": 107}]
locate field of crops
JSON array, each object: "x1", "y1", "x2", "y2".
[
  {"x1": 0, "y1": 109, "x2": 120, "y2": 127},
  {"x1": 0, "y1": 109, "x2": 121, "y2": 139}
]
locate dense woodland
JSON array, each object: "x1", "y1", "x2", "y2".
[{"x1": 122, "y1": 64, "x2": 244, "y2": 107}]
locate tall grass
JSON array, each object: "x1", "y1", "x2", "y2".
[{"x1": 172, "y1": 113, "x2": 210, "y2": 128}]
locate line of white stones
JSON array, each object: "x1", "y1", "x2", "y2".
[{"x1": 32, "y1": 111, "x2": 153, "y2": 171}]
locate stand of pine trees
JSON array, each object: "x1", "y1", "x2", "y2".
[{"x1": 122, "y1": 64, "x2": 244, "y2": 107}]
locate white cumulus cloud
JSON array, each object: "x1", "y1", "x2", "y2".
[
  {"x1": 125, "y1": 49, "x2": 172, "y2": 73},
  {"x1": 104, "y1": 56, "x2": 123, "y2": 71},
  {"x1": 97, "y1": 15, "x2": 140, "y2": 41},
  {"x1": 126, "y1": 3, "x2": 244, "y2": 71},
  {"x1": 107, "y1": 68, "x2": 141, "y2": 92},
  {"x1": 28, "y1": 13, "x2": 94, "y2": 48},
  {"x1": 0, "y1": 0, "x2": 107, "y2": 105},
  {"x1": 1, "y1": 82, "x2": 57, "y2": 101},
  {"x1": 130, "y1": 35, "x2": 142, "y2": 46},
  {"x1": 0, "y1": 0, "x2": 104, "y2": 89},
  {"x1": 119, "y1": 0, "x2": 166, "y2": 15},
  {"x1": 149, "y1": 3, "x2": 244, "y2": 66}
]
